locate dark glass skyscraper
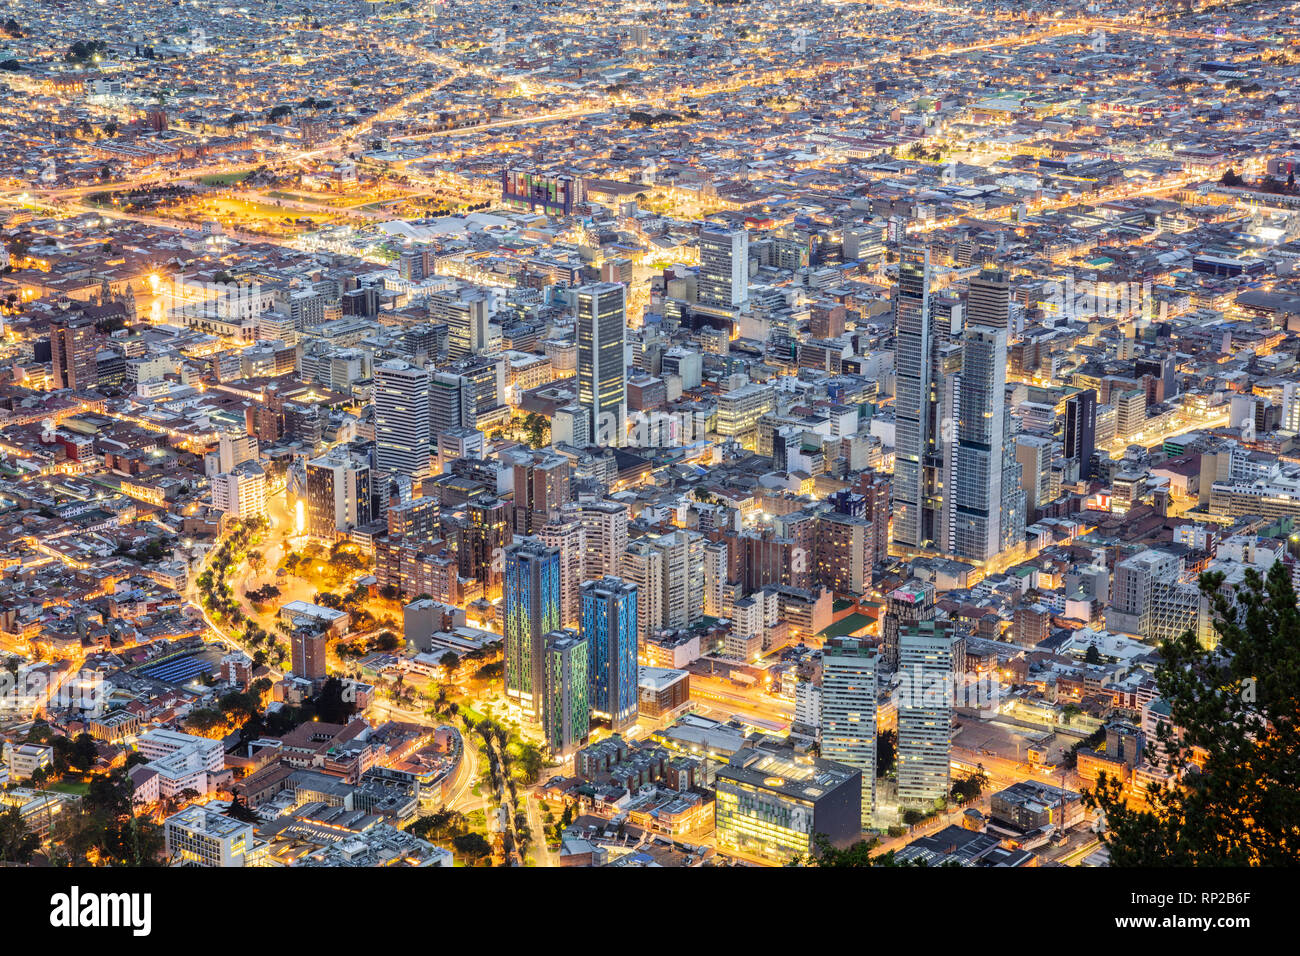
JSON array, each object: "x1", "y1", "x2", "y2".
[
  {"x1": 577, "y1": 282, "x2": 627, "y2": 447},
  {"x1": 1064, "y1": 389, "x2": 1098, "y2": 480},
  {"x1": 893, "y1": 245, "x2": 934, "y2": 550},
  {"x1": 580, "y1": 576, "x2": 639, "y2": 731}
]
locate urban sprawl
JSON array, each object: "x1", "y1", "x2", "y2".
[{"x1": 0, "y1": 0, "x2": 1296, "y2": 869}]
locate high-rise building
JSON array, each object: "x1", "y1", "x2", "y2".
[
  {"x1": 1016, "y1": 434, "x2": 1054, "y2": 520},
  {"x1": 950, "y1": 324, "x2": 1008, "y2": 561},
  {"x1": 211, "y1": 461, "x2": 268, "y2": 521},
  {"x1": 698, "y1": 225, "x2": 749, "y2": 310},
  {"x1": 461, "y1": 497, "x2": 511, "y2": 597},
  {"x1": 291, "y1": 628, "x2": 327, "y2": 683},
  {"x1": 576, "y1": 282, "x2": 627, "y2": 447},
  {"x1": 542, "y1": 630, "x2": 589, "y2": 758},
  {"x1": 581, "y1": 576, "x2": 639, "y2": 731},
  {"x1": 430, "y1": 371, "x2": 475, "y2": 438},
  {"x1": 503, "y1": 539, "x2": 562, "y2": 720},
  {"x1": 814, "y1": 511, "x2": 872, "y2": 595},
  {"x1": 576, "y1": 499, "x2": 628, "y2": 578},
  {"x1": 892, "y1": 246, "x2": 935, "y2": 551},
  {"x1": 881, "y1": 581, "x2": 936, "y2": 670},
  {"x1": 433, "y1": 287, "x2": 491, "y2": 361},
  {"x1": 820, "y1": 636, "x2": 877, "y2": 828},
  {"x1": 897, "y1": 620, "x2": 961, "y2": 809},
  {"x1": 374, "y1": 359, "x2": 432, "y2": 481},
  {"x1": 304, "y1": 453, "x2": 371, "y2": 541},
  {"x1": 49, "y1": 313, "x2": 97, "y2": 391},
  {"x1": 511, "y1": 452, "x2": 570, "y2": 535},
  {"x1": 967, "y1": 267, "x2": 1010, "y2": 330},
  {"x1": 539, "y1": 517, "x2": 585, "y2": 629},
  {"x1": 1064, "y1": 389, "x2": 1098, "y2": 480}
]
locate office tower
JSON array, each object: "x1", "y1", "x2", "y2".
[
  {"x1": 967, "y1": 267, "x2": 1010, "y2": 331},
  {"x1": 512, "y1": 452, "x2": 571, "y2": 535},
  {"x1": 577, "y1": 499, "x2": 628, "y2": 577},
  {"x1": 386, "y1": 495, "x2": 438, "y2": 540},
  {"x1": 854, "y1": 471, "x2": 892, "y2": 566},
  {"x1": 461, "y1": 497, "x2": 511, "y2": 597},
  {"x1": 304, "y1": 453, "x2": 372, "y2": 540},
  {"x1": 623, "y1": 530, "x2": 703, "y2": 640},
  {"x1": 892, "y1": 245, "x2": 934, "y2": 551},
  {"x1": 950, "y1": 324, "x2": 1007, "y2": 561},
  {"x1": 433, "y1": 286, "x2": 491, "y2": 360},
  {"x1": 1064, "y1": 389, "x2": 1098, "y2": 480},
  {"x1": 542, "y1": 631, "x2": 589, "y2": 758},
  {"x1": 539, "y1": 517, "x2": 585, "y2": 629},
  {"x1": 456, "y1": 354, "x2": 507, "y2": 418},
  {"x1": 503, "y1": 539, "x2": 561, "y2": 719},
  {"x1": 430, "y1": 371, "x2": 475, "y2": 437},
  {"x1": 897, "y1": 621, "x2": 961, "y2": 809},
  {"x1": 881, "y1": 581, "x2": 936, "y2": 670},
  {"x1": 291, "y1": 628, "x2": 328, "y2": 683},
  {"x1": 581, "y1": 576, "x2": 639, "y2": 731},
  {"x1": 716, "y1": 382, "x2": 775, "y2": 448},
  {"x1": 49, "y1": 313, "x2": 97, "y2": 391},
  {"x1": 1001, "y1": 408, "x2": 1027, "y2": 554},
  {"x1": 576, "y1": 282, "x2": 627, "y2": 447},
  {"x1": 814, "y1": 511, "x2": 872, "y2": 595},
  {"x1": 210, "y1": 461, "x2": 268, "y2": 521},
  {"x1": 703, "y1": 538, "x2": 728, "y2": 618},
  {"x1": 374, "y1": 359, "x2": 432, "y2": 480},
  {"x1": 623, "y1": 539, "x2": 664, "y2": 643},
  {"x1": 697, "y1": 225, "x2": 749, "y2": 310},
  {"x1": 820, "y1": 637, "x2": 878, "y2": 828},
  {"x1": 1016, "y1": 434, "x2": 1054, "y2": 519}
]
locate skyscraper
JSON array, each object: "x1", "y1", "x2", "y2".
[
  {"x1": 511, "y1": 451, "x2": 570, "y2": 536},
  {"x1": 820, "y1": 637, "x2": 877, "y2": 828},
  {"x1": 304, "y1": 453, "x2": 372, "y2": 541},
  {"x1": 433, "y1": 286, "x2": 491, "y2": 361},
  {"x1": 503, "y1": 539, "x2": 562, "y2": 720},
  {"x1": 897, "y1": 621, "x2": 961, "y2": 809},
  {"x1": 430, "y1": 370, "x2": 475, "y2": 439},
  {"x1": 892, "y1": 245, "x2": 934, "y2": 551},
  {"x1": 374, "y1": 359, "x2": 431, "y2": 481},
  {"x1": 49, "y1": 313, "x2": 97, "y2": 391},
  {"x1": 291, "y1": 628, "x2": 327, "y2": 683},
  {"x1": 581, "y1": 576, "x2": 639, "y2": 731},
  {"x1": 576, "y1": 282, "x2": 627, "y2": 447},
  {"x1": 542, "y1": 630, "x2": 589, "y2": 758},
  {"x1": 1064, "y1": 388, "x2": 1098, "y2": 480},
  {"x1": 697, "y1": 225, "x2": 750, "y2": 310},
  {"x1": 539, "y1": 517, "x2": 585, "y2": 629},
  {"x1": 881, "y1": 580, "x2": 937, "y2": 670},
  {"x1": 966, "y1": 267, "x2": 1010, "y2": 330},
  {"x1": 950, "y1": 324, "x2": 1007, "y2": 561}
]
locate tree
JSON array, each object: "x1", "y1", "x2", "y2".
[
  {"x1": 452, "y1": 831, "x2": 491, "y2": 862},
  {"x1": 1084, "y1": 644, "x2": 1103, "y2": 665},
  {"x1": 788, "y1": 834, "x2": 921, "y2": 867},
  {"x1": 0, "y1": 806, "x2": 39, "y2": 864},
  {"x1": 1085, "y1": 562, "x2": 1300, "y2": 866},
  {"x1": 950, "y1": 766, "x2": 989, "y2": 804}
]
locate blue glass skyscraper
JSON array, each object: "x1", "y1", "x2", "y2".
[
  {"x1": 504, "y1": 539, "x2": 561, "y2": 720},
  {"x1": 581, "y1": 576, "x2": 639, "y2": 731}
]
